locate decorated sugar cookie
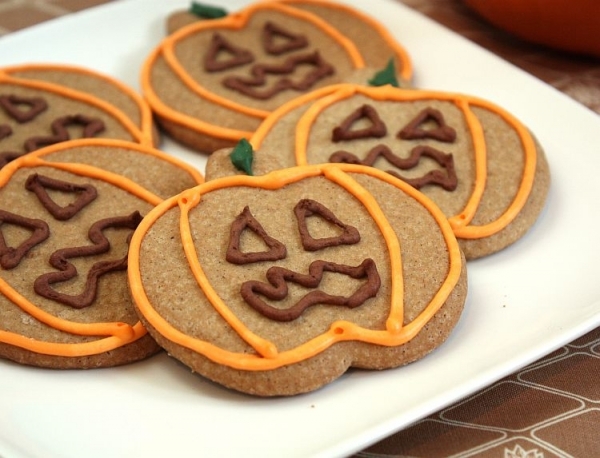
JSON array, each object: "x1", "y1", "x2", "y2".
[
  {"x1": 207, "y1": 83, "x2": 550, "y2": 259},
  {"x1": 0, "y1": 64, "x2": 156, "y2": 168},
  {"x1": 129, "y1": 163, "x2": 467, "y2": 396},
  {"x1": 141, "y1": 0, "x2": 412, "y2": 153},
  {"x1": 0, "y1": 139, "x2": 203, "y2": 369}
]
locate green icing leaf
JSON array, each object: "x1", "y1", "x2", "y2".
[
  {"x1": 368, "y1": 58, "x2": 399, "y2": 88},
  {"x1": 189, "y1": 2, "x2": 228, "y2": 19},
  {"x1": 230, "y1": 138, "x2": 254, "y2": 176}
]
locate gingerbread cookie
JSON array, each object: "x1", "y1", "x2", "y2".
[
  {"x1": 208, "y1": 83, "x2": 550, "y2": 259},
  {"x1": 0, "y1": 138, "x2": 203, "y2": 369},
  {"x1": 141, "y1": 0, "x2": 412, "y2": 153},
  {"x1": 0, "y1": 63, "x2": 156, "y2": 168},
  {"x1": 129, "y1": 163, "x2": 467, "y2": 396}
]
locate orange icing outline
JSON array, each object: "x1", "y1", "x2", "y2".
[
  {"x1": 278, "y1": 0, "x2": 413, "y2": 81},
  {"x1": 129, "y1": 163, "x2": 462, "y2": 371},
  {"x1": 0, "y1": 73, "x2": 149, "y2": 146},
  {"x1": 1, "y1": 63, "x2": 156, "y2": 145},
  {"x1": 252, "y1": 84, "x2": 537, "y2": 240},
  {"x1": 141, "y1": 44, "x2": 256, "y2": 143},
  {"x1": 161, "y1": 2, "x2": 364, "y2": 118},
  {"x1": 140, "y1": 0, "x2": 411, "y2": 144},
  {"x1": 0, "y1": 139, "x2": 203, "y2": 357}
]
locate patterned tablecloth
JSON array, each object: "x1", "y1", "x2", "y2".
[{"x1": 1, "y1": 1, "x2": 599, "y2": 457}]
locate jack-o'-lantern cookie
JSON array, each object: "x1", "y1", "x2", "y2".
[
  {"x1": 0, "y1": 138, "x2": 203, "y2": 369},
  {"x1": 141, "y1": 0, "x2": 412, "y2": 153},
  {"x1": 129, "y1": 163, "x2": 467, "y2": 396},
  {"x1": 0, "y1": 63, "x2": 156, "y2": 168},
  {"x1": 208, "y1": 84, "x2": 550, "y2": 259}
]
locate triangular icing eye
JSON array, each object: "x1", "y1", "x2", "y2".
[
  {"x1": 226, "y1": 206, "x2": 287, "y2": 265},
  {"x1": 397, "y1": 107, "x2": 456, "y2": 142},
  {"x1": 262, "y1": 21, "x2": 309, "y2": 55},
  {"x1": 0, "y1": 95, "x2": 48, "y2": 123},
  {"x1": 204, "y1": 33, "x2": 255, "y2": 72},
  {"x1": 0, "y1": 209, "x2": 50, "y2": 270},
  {"x1": 294, "y1": 199, "x2": 360, "y2": 251},
  {"x1": 25, "y1": 174, "x2": 98, "y2": 221},
  {"x1": 332, "y1": 104, "x2": 387, "y2": 142}
]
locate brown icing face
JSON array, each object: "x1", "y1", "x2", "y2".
[
  {"x1": 0, "y1": 92, "x2": 108, "y2": 167},
  {"x1": 328, "y1": 104, "x2": 458, "y2": 191},
  {"x1": 131, "y1": 163, "x2": 467, "y2": 395},
  {"x1": 240, "y1": 84, "x2": 550, "y2": 261},
  {"x1": 164, "y1": 5, "x2": 368, "y2": 115},
  {"x1": 143, "y1": 1, "x2": 414, "y2": 154},
  {"x1": 201, "y1": 20, "x2": 335, "y2": 102},
  {"x1": 0, "y1": 138, "x2": 204, "y2": 368},
  {"x1": 225, "y1": 198, "x2": 380, "y2": 322},
  {"x1": 250, "y1": 93, "x2": 477, "y2": 220},
  {"x1": 0, "y1": 171, "x2": 144, "y2": 310},
  {"x1": 1, "y1": 63, "x2": 159, "y2": 163}
]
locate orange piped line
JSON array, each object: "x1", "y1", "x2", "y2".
[
  {"x1": 279, "y1": 0, "x2": 413, "y2": 81},
  {"x1": 160, "y1": 19, "x2": 270, "y2": 120},
  {"x1": 0, "y1": 277, "x2": 136, "y2": 340},
  {"x1": 0, "y1": 138, "x2": 204, "y2": 189},
  {"x1": 321, "y1": 166, "x2": 404, "y2": 330},
  {"x1": 294, "y1": 85, "x2": 355, "y2": 164},
  {"x1": 33, "y1": 138, "x2": 205, "y2": 186},
  {"x1": 250, "y1": 84, "x2": 343, "y2": 151},
  {"x1": 17, "y1": 156, "x2": 163, "y2": 207},
  {"x1": 140, "y1": 0, "x2": 370, "y2": 143},
  {"x1": 140, "y1": 45, "x2": 255, "y2": 143},
  {"x1": 256, "y1": 83, "x2": 538, "y2": 241},
  {"x1": 0, "y1": 73, "x2": 147, "y2": 145},
  {"x1": 1, "y1": 63, "x2": 156, "y2": 145},
  {"x1": 0, "y1": 324, "x2": 147, "y2": 357},
  {"x1": 129, "y1": 164, "x2": 462, "y2": 370},
  {"x1": 446, "y1": 98, "x2": 487, "y2": 229},
  {"x1": 160, "y1": 2, "x2": 364, "y2": 119},
  {"x1": 0, "y1": 138, "x2": 203, "y2": 357},
  {"x1": 448, "y1": 99, "x2": 538, "y2": 238},
  {"x1": 330, "y1": 164, "x2": 462, "y2": 338},
  {"x1": 178, "y1": 189, "x2": 279, "y2": 359}
]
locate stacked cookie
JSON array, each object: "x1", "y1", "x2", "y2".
[
  {"x1": 0, "y1": 64, "x2": 204, "y2": 368},
  {"x1": 205, "y1": 83, "x2": 551, "y2": 259},
  {"x1": 140, "y1": 0, "x2": 412, "y2": 152},
  {"x1": 129, "y1": 162, "x2": 468, "y2": 395}
]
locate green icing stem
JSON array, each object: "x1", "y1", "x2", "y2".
[
  {"x1": 368, "y1": 58, "x2": 399, "y2": 87},
  {"x1": 230, "y1": 138, "x2": 254, "y2": 176},
  {"x1": 189, "y1": 2, "x2": 228, "y2": 19}
]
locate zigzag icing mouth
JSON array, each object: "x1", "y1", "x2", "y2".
[{"x1": 241, "y1": 258, "x2": 381, "y2": 322}]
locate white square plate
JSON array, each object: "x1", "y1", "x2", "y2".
[{"x1": 1, "y1": 1, "x2": 599, "y2": 456}]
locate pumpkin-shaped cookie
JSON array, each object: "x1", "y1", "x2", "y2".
[
  {"x1": 208, "y1": 84, "x2": 550, "y2": 259},
  {"x1": 0, "y1": 139, "x2": 203, "y2": 369},
  {"x1": 129, "y1": 163, "x2": 467, "y2": 396},
  {"x1": 141, "y1": 0, "x2": 412, "y2": 153},
  {"x1": 0, "y1": 64, "x2": 156, "y2": 168}
]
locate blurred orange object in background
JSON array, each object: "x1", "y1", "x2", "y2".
[{"x1": 463, "y1": 0, "x2": 600, "y2": 57}]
